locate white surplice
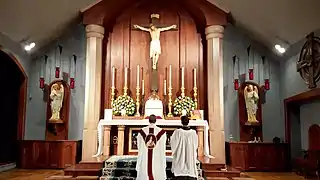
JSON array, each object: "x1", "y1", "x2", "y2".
[
  {"x1": 136, "y1": 124, "x2": 167, "y2": 180},
  {"x1": 170, "y1": 128, "x2": 198, "y2": 178}
]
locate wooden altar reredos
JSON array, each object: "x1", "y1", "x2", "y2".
[{"x1": 81, "y1": 0, "x2": 228, "y2": 163}]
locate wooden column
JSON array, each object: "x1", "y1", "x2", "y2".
[
  {"x1": 103, "y1": 126, "x2": 111, "y2": 156},
  {"x1": 197, "y1": 126, "x2": 204, "y2": 157},
  {"x1": 205, "y1": 25, "x2": 225, "y2": 164},
  {"x1": 117, "y1": 125, "x2": 125, "y2": 155},
  {"x1": 82, "y1": 24, "x2": 104, "y2": 160}
]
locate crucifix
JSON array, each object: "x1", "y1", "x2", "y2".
[{"x1": 133, "y1": 14, "x2": 178, "y2": 93}]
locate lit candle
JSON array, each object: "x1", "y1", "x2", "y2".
[
  {"x1": 164, "y1": 80, "x2": 167, "y2": 95},
  {"x1": 141, "y1": 80, "x2": 145, "y2": 95},
  {"x1": 137, "y1": 65, "x2": 140, "y2": 87},
  {"x1": 181, "y1": 67, "x2": 185, "y2": 87},
  {"x1": 124, "y1": 67, "x2": 128, "y2": 87},
  {"x1": 112, "y1": 66, "x2": 115, "y2": 87},
  {"x1": 194, "y1": 68, "x2": 197, "y2": 87},
  {"x1": 169, "y1": 65, "x2": 172, "y2": 88}
]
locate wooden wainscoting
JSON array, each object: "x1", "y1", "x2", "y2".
[{"x1": 18, "y1": 140, "x2": 81, "y2": 169}]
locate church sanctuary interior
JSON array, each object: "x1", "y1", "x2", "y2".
[{"x1": 1, "y1": 0, "x2": 320, "y2": 179}]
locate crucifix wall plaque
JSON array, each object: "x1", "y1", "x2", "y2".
[
  {"x1": 297, "y1": 32, "x2": 320, "y2": 89},
  {"x1": 133, "y1": 14, "x2": 178, "y2": 93}
]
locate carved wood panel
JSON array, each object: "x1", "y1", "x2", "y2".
[{"x1": 103, "y1": 4, "x2": 206, "y2": 117}]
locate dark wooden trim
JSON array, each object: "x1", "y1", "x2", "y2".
[
  {"x1": 0, "y1": 49, "x2": 27, "y2": 140},
  {"x1": 284, "y1": 88, "x2": 320, "y2": 147}
]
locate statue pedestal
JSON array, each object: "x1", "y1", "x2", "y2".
[{"x1": 48, "y1": 119, "x2": 64, "y2": 124}]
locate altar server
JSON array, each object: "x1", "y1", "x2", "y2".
[
  {"x1": 171, "y1": 116, "x2": 198, "y2": 180},
  {"x1": 136, "y1": 114, "x2": 167, "y2": 180}
]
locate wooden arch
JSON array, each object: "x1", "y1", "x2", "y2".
[
  {"x1": 82, "y1": 0, "x2": 228, "y2": 27},
  {"x1": 0, "y1": 48, "x2": 27, "y2": 140}
]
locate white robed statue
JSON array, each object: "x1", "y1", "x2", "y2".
[
  {"x1": 49, "y1": 83, "x2": 64, "y2": 121},
  {"x1": 133, "y1": 18, "x2": 176, "y2": 70},
  {"x1": 171, "y1": 116, "x2": 198, "y2": 179},
  {"x1": 136, "y1": 115, "x2": 167, "y2": 180},
  {"x1": 244, "y1": 84, "x2": 259, "y2": 123}
]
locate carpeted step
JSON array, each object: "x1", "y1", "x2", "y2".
[{"x1": 102, "y1": 156, "x2": 204, "y2": 179}]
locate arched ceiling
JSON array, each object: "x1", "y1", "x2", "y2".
[{"x1": 0, "y1": 0, "x2": 320, "y2": 56}]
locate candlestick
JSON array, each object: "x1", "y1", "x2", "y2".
[
  {"x1": 111, "y1": 86, "x2": 115, "y2": 108},
  {"x1": 112, "y1": 66, "x2": 115, "y2": 87},
  {"x1": 193, "y1": 87, "x2": 198, "y2": 109},
  {"x1": 135, "y1": 87, "x2": 141, "y2": 117},
  {"x1": 194, "y1": 68, "x2": 197, "y2": 87},
  {"x1": 136, "y1": 65, "x2": 140, "y2": 87},
  {"x1": 181, "y1": 67, "x2": 185, "y2": 97},
  {"x1": 167, "y1": 86, "x2": 173, "y2": 117},
  {"x1": 169, "y1": 65, "x2": 172, "y2": 88},
  {"x1": 124, "y1": 67, "x2": 128, "y2": 95},
  {"x1": 141, "y1": 80, "x2": 145, "y2": 95},
  {"x1": 164, "y1": 80, "x2": 167, "y2": 95}
]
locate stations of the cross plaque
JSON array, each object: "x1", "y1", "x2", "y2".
[{"x1": 132, "y1": 14, "x2": 178, "y2": 93}]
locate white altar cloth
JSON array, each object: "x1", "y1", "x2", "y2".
[{"x1": 93, "y1": 119, "x2": 213, "y2": 158}]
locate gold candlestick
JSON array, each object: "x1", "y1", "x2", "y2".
[
  {"x1": 193, "y1": 87, "x2": 198, "y2": 109},
  {"x1": 167, "y1": 87, "x2": 173, "y2": 117},
  {"x1": 181, "y1": 87, "x2": 185, "y2": 97},
  {"x1": 135, "y1": 87, "x2": 141, "y2": 117},
  {"x1": 111, "y1": 86, "x2": 115, "y2": 108},
  {"x1": 123, "y1": 86, "x2": 128, "y2": 96}
]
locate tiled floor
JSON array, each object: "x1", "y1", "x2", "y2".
[{"x1": 0, "y1": 169, "x2": 310, "y2": 180}]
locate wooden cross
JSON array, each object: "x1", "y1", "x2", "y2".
[{"x1": 132, "y1": 14, "x2": 178, "y2": 93}]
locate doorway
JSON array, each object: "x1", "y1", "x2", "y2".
[{"x1": 0, "y1": 50, "x2": 27, "y2": 167}]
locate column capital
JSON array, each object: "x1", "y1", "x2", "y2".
[
  {"x1": 86, "y1": 24, "x2": 104, "y2": 39},
  {"x1": 205, "y1": 25, "x2": 224, "y2": 39},
  {"x1": 104, "y1": 126, "x2": 111, "y2": 131},
  {"x1": 117, "y1": 125, "x2": 125, "y2": 131}
]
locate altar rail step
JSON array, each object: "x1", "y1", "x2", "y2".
[
  {"x1": 46, "y1": 176, "x2": 99, "y2": 180},
  {"x1": 64, "y1": 164, "x2": 102, "y2": 177},
  {"x1": 203, "y1": 166, "x2": 241, "y2": 178}
]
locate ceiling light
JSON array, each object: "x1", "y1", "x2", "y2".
[
  {"x1": 24, "y1": 42, "x2": 35, "y2": 51},
  {"x1": 24, "y1": 45, "x2": 31, "y2": 51},
  {"x1": 29, "y1": 42, "x2": 35, "y2": 48},
  {"x1": 274, "y1": 44, "x2": 286, "y2": 54}
]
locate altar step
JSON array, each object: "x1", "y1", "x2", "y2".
[
  {"x1": 64, "y1": 156, "x2": 108, "y2": 177},
  {"x1": 199, "y1": 157, "x2": 241, "y2": 178}
]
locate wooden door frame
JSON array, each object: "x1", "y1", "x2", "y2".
[
  {"x1": 0, "y1": 49, "x2": 27, "y2": 140},
  {"x1": 284, "y1": 88, "x2": 320, "y2": 146}
]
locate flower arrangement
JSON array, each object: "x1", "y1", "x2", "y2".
[
  {"x1": 173, "y1": 95, "x2": 196, "y2": 116},
  {"x1": 112, "y1": 95, "x2": 136, "y2": 116}
]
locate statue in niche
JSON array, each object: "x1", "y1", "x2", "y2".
[
  {"x1": 244, "y1": 84, "x2": 259, "y2": 124},
  {"x1": 133, "y1": 14, "x2": 177, "y2": 70},
  {"x1": 49, "y1": 83, "x2": 64, "y2": 121}
]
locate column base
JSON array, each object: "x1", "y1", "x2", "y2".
[
  {"x1": 209, "y1": 130, "x2": 225, "y2": 164},
  {"x1": 82, "y1": 129, "x2": 98, "y2": 161}
]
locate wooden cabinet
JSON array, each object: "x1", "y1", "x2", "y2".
[
  {"x1": 19, "y1": 140, "x2": 81, "y2": 169},
  {"x1": 226, "y1": 142, "x2": 289, "y2": 171}
]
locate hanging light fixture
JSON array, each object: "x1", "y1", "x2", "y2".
[
  {"x1": 70, "y1": 55, "x2": 77, "y2": 89},
  {"x1": 55, "y1": 45, "x2": 62, "y2": 78},
  {"x1": 247, "y1": 45, "x2": 254, "y2": 80},
  {"x1": 233, "y1": 55, "x2": 240, "y2": 90},
  {"x1": 39, "y1": 55, "x2": 48, "y2": 89},
  {"x1": 262, "y1": 56, "x2": 270, "y2": 90}
]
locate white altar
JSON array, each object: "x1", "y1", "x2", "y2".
[{"x1": 93, "y1": 119, "x2": 213, "y2": 158}]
